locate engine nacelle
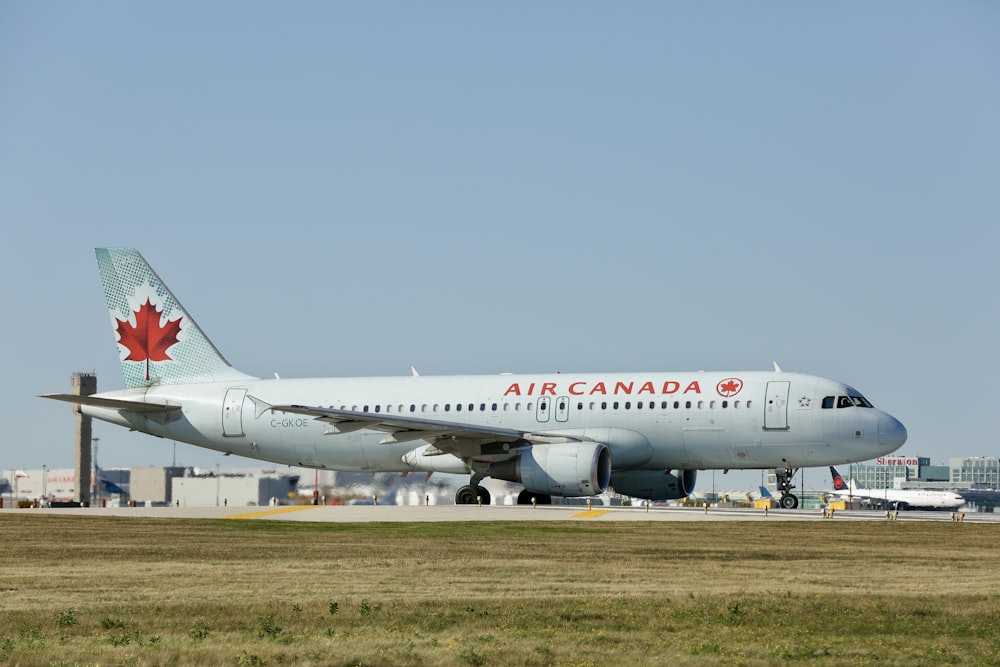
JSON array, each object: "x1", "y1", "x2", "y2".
[
  {"x1": 611, "y1": 469, "x2": 697, "y2": 501},
  {"x1": 490, "y1": 443, "x2": 611, "y2": 497}
]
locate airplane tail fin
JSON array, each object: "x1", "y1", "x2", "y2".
[
  {"x1": 95, "y1": 248, "x2": 256, "y2": 388},
  {"x1": 758, "y1": 486, "x2": 773, "y2": 499},
  {"x1": 829, "y1": 466, "x2": 850, "y2": 492}
]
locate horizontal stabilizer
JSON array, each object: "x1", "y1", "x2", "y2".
[{"x1": 40, "y1": 394, "x2": 181, "y2": 414}]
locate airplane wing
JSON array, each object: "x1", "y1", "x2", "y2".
[
  {"x1": 269, "y1": 404, "x2": 586, "y2": 459},
  {"x1": 41, "y1": 394, "x2": 182, "y2": 415}
]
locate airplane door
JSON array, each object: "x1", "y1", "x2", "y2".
[
  {"x1": 223, "y1": 388, "x2": 247, "y2": 437},
  {"x1": 535, "y1": 396, "x2": 551, "y2": 423},
  {"x1": 764, "y1": 381, "x2": 790, "y2": 430},
  {"x1": 555, "y1": 396, "x2": 570, "y2": 423}
]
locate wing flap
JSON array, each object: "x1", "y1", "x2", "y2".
[{"x1": 269, "y1": 404, "x2": 587, "y2": 457}]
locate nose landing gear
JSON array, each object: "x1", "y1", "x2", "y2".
[{"x1": 775, "y1": 463, "x2": 799, "y2": 509}]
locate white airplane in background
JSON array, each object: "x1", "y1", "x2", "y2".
[
  {"x1": 828, "y1": 466, "x2": 963, "y2": 510},
  {"x1": 43, "y1": 248, "x2": 908, "y2": 508}
]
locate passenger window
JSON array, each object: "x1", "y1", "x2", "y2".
[
  {"x1": 445, "y1": 404, "x2": 451, "y2": 412},
  {"x1": 363, "y1": 405, "x2": 369, "y2": 412},
  {"x1": 410, "y1": 405, "x2": 416, "y2": 412},
  {"x1": 733, "y1": 401, "x2": 740, "y2": 408},
  {"x1": 491, "y1": 403, "x2": 498, "y2": 411},
  {"x1": 480, "y1": 403, "x2": 486, "y2": 411},
  {"x1": 577, "y1": 402, "x2": 584, "y2": 410},
  {"x1": 673, "y1": 401, "x2": 680, "y2": 409},
  {"x1": 685, "y1": 401, "x2": 691, "y2": 409},
  {"x1": 456, "y1": 404, "x2": 462, "y2": 412},
  {"x1": 602, "y1": 402, "x2": 608, "y2": 410},
  {"x1": 613, "y1": 401, "x2": 620, "y2": 410},
  {"x1": 625, "y1": 401, "x2": 631, "y2": 409},
  {"x1": 636, "y1": 401, "x2": 642, "y2": 410}
]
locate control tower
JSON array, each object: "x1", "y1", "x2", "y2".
[{"x1": 71, "y1": 372, "x2": 97, "y2": 505}]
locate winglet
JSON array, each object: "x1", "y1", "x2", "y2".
[{"x1": 773, "y1": 361, "x2": 782, "y2": 373}]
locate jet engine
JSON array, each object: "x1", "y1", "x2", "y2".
[
  {"x1": 490, "y1": 442, "x2": 611, "y2": 497},
  {"x1": 610, "y1": 469, "x2": 697, "y2": 501}
]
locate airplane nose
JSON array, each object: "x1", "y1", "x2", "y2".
[{"x1": 878, "y1": 415, "x2": 907, "y2": 451}]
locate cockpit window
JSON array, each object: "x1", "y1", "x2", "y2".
[{"x1": 823, "y1": 394, "x2": 875, "y2": 409}]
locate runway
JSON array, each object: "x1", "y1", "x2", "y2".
[{"x1": 3, "y1": 503, "x2": 995, "y2": 523}]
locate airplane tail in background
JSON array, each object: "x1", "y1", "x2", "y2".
[
  {"x1": 829, "y1": 466, "x2": 854, "y2": 492},
  {"x1": 95, "y1": 248, "x2": 255, "y2": 388}
]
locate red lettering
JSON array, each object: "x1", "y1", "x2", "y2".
[
  {"x1": 614, "y1": 381, "x2": 633, "y2": 395},
  {"x1": 662, "y1": 381, "x2": 680, "y2": 394},
  {"x1": 683, "y1": 381, "x2": 701, "y2": 394},
  {"x1": 527, "y1": 382, "x2": 536, "y2": 396},
  {"x1": 568, "y1": 382, "x2": 586, "y2": 395},
  {"x1": 589, "y1": 382, "x2": 607, "y2": 395},
  {"x1": 541, "y1": 382, "x2": 557, "y2": 396},
  {"x1": 504, "y1": 383, "x2": 521, "y2": 396},
  {"x1": 638, "y1": 381, "x2": 656, "y2": 395}
]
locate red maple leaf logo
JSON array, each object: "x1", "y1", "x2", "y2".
[
  {"x1": 115, "y1": 299, "x2": 182, "y2": 380},
  {"x1": 832, "y1": 474, "x2": 846, "y2": 491},
  {"x1": 716, "y1": 378, "x2": 743, "y2": 397}
]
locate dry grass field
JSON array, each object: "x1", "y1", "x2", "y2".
[{"x1": 1, "y1": 515, "x2": 999, "y2": 666}]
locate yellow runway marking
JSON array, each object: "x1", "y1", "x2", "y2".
[
  {"x1": 570, "y1": 509, "x2": 612, "y2": 519},
  {"x1": 224, "y1": 506, "x2": 320, "y2": 520}
]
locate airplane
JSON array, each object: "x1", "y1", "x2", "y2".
[
  {"x1": 827, "y1": 466, "x2": 963, "y2": 510},
  {"x1": 43, "y1": 248, "x2": 908, "y2": 509}
]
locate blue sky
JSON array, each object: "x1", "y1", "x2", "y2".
[{"x1": 2, "y1": 3, "x2": 998, "y2": 492}]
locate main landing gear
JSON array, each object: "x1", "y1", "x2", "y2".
[
  {"x1": 775, "y1": 463, "x2": 799, "y2": 509},
  {"x1": 455, "y1": 473, "x2": 491, "y2": 505}
]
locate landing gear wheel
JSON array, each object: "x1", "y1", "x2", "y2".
[
  {"x1": 774, "y1": 463, "x2": 799, "y2": 509},
  {"x1": 455, "y1": 485, "x2": 491, "y2": 505},
  {"x1": 516, "y1": 490, "x2": 552, "y2": 505},
  {"x1": 455, "y1": 485, "x2": 476, "y2": 504}
]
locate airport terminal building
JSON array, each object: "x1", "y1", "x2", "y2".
[
  {"x1": 4, "y1": 455, "x2": 999, "y2": 509},
  {"x1": 847, "y1": 455, "x2": 1000, "y2": 489}
]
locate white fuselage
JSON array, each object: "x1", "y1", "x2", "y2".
[
  {"x1": 83, "y1": 370, "x2": 906, "y2": 475},
  {"x1": 835, "y1": 482, "x2": 964, "y2": 510}
]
